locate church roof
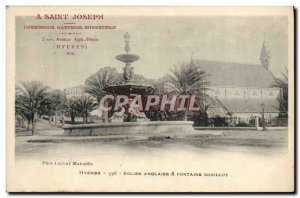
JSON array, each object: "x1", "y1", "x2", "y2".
[{"x1": 195, "y1": 60, "x2": 276, "y2": 88}]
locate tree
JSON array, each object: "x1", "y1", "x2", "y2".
[
  {"x1": 272, "y1": 67, "x2": 288, "y2": 117},
  {"x1": 65, "y1": 98, "x2": 79, "y2": 124},
  {"x1": 75, "y1": 96, "x2": 98, "y2": 124},
  {"x1": 164, "y1": 61, "x2": 211, "y2": 120},
  {"x1": 84, "y1": 67, "x2": 121, "y2": 122},
  {"x1": 85, "y1": 67, "x2": 121, "y2": 101},
  {"x1": 15, "y1": 95, "x2": 32, "y2": 130},
  {"x1": 48, "y1": 89, "x2": 66, "y2": 124},
  {"x1": 15, "y1": 81, "x2": 50, "y2": 135}
]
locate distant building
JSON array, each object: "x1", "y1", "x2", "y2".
[{"x1": 64, "y1": 85, "x2": 88, "y2": 99}]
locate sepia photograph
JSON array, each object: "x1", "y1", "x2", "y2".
[{"x1": 6, "y1": 6, "x2": 294, "y2": 192}]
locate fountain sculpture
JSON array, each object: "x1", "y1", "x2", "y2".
[
  {"x1": 104, "y1": 32, "x2": 154, "y2": 122},
  {"x1": 105, "y1": 32, "x2": 154, "y2": 93}
]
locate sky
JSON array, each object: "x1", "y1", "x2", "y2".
[{"x1": 16, "y1": 16, "x2": 288, "y2": 90}]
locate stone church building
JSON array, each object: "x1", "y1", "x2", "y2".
[{"x1": 194, "y1": 59, "x2": 281, "y2": 125}]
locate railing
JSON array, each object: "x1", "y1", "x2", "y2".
[{"x1": 260, "y1": 117, "x2": 288, "y2": 127}]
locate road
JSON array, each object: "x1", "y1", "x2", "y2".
[{"x1": 15, "y1": 128, "x2": 289, "y2": 160}]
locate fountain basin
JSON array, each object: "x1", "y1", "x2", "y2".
[{"x1": 63, "y1": 121, "x2": 194, "y2": 136}]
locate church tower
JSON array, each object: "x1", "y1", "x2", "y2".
[{"x1": 260, "y1": 37, "x2": 271, "y2": 70}]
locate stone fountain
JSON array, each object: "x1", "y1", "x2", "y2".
[
  {"x1": 63, "y1": 33, "x2": 194, "y2": 136},
  {"x1": 104, "y1": 32, "x2": 155, "y2": 122}
]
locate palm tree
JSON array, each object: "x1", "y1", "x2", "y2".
[
  {"x1": 65, "y1": 98, "x2": 79, "y2": 124},
  {"x1": 48, "y1": 89, "x2": 65, "y2": 124},
  {"x1": 84, "y1": 67, "x2": 121, "y2": 122},
  {"x1": 75, "y1": 96, "x2": 98, "y2": 124},
  {"x1": 15, "y1": 95, "x2": 33, "y2": 130},
  {"x1": 15, "y1": 81, "x2": 50, "y2": 135},
  {"x1": 272, "y1": 67, "x2": 288, "y2": 117},
  {"x1": 165, "y1": 62, "x2": 211, "y2": 120}
]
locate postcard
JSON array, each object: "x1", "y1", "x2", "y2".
[{"x1": 6, "y1": 6, "x2": 294, "y2": 192}]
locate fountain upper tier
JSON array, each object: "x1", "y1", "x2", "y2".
[{"x1": 104, "y1": 32, "x2": 155, "y2": 95}]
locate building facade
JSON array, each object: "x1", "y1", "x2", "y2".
[
  {"x1": 194, "y1": 59, "x2": 282, "y2": 125},
  {"x1": 64, "y1": 85, "x2": 88, "y2": 99}
]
